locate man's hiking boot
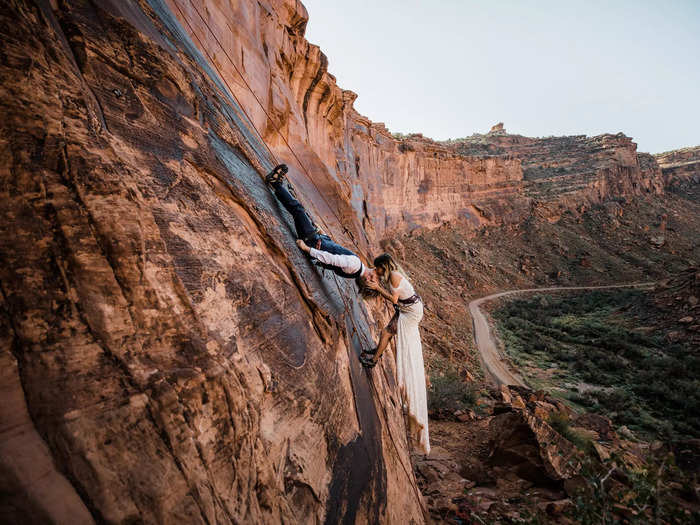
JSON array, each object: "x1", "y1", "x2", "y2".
[
  {"x1": 359, "y1": 348, "x2": 378, "y2": 368},
  {"x1": 359, "y1": 355, "x2": 377, "y2": 368},
  {"x1": 266, "y1": 163, "x2": 288, "y2": 185}
]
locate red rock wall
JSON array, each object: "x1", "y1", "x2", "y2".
[
  {"x1": 163, "y1": 0, "x2": 665, "y2": 243},
  {"x1": 655, "y1": 146, "x2": 700, "y2": 186},
  {"x1": 162, "y1": 0, "x2": 531, "y2": 240},
  {"x1": 0, "y1": 1, "x2": 424, "y2": 523}
]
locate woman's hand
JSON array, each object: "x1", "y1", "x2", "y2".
[
  {"x1": 366, "y1": 280, "x2": 381, "y2": 291},
  {"x1": 296, "y1": 239, "x2": 310, "y2": 253}
]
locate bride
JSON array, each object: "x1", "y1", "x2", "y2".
[{"x1": 361, "y1": 253, "x2": 430, "y2": 455}]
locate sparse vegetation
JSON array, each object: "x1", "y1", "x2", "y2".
[
  {"x1": 427, "y1": 365, "x2": 477, "y2": 418},
  {"x1": 548, "y1": 412, "x2": 595, "y2": 454},
  {"x1": 391, "y1": 131, "x2": 422, "y2": 140},
  {"x1": 568, "y1": 452, "x2": 698, "y2": 524},
  {"x1": 494, "y1": 290, "x2": 700, "y2": 441}
]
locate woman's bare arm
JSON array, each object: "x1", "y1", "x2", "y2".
[
  {"x1": 374, "y1": 286, "x2": 398, "y2": 304},
  {"x1": 389, "y1": 271, "x2": 402, "y2": 289}
]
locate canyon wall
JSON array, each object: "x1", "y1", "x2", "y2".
[
  {"x1": 656, "y1": 146, "x2": 700, "y2": 187},
  {"x1": 162, "y1": 1, "x2": 665, "y2": 242},
  {"x1": 0, "y1": 1, "x2": 423, "y2": 523},
  {"x1": 450, "y1": 129, "x2": 665, "y2": 220}
]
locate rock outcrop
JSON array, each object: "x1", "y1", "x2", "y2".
[
  {"x1": 414, "y1": 385, "x2": 649, "y2": 523},
  {"x1": 655, "y1": 146, "x2": 700, "y2": 187},
  {"x1": 0, "y1": 1, "x2": 423, "y2": 523},
  {"x1": 489, "y1": 388, "x2": 580, "y2": 483}
]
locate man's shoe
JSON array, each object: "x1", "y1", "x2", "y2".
[
  {"x1": 266, "y1": 163, "x2": 288, "y2": 185},
  {"x1": 359, "y1": 349, "x2": 378, "y2": 368}
]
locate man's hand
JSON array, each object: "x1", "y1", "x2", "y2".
[{"x1": 296, "y1": 239, "x2": 310, "y2": 253}]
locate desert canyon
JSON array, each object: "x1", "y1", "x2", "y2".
[{"x1": 1, "y1": 0, "x2": 698, "y2": 524}]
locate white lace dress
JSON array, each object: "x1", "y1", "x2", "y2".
[{"x1": 390, "y1": 274, "x2": 430, "y2": 455}]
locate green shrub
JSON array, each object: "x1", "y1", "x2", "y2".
[
  {"x1": 427, "y1": 369, "x2": 477, "y2": 418},
  {"x1": 568, "y1": 453, "x2": 697, "y2": 525},
  {"x1": 494, "y1": 289, "x2": 700, "y2": 441},
  {"x1": 548, "y1": 412, "x2": 595, "y2": 454}
]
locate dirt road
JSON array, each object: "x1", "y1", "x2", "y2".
[{"x1": 468, "y1": 283, "x2": 655, "y2": 387}]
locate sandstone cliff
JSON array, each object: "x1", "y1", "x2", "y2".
[
  {"x1": 163, "y1": 1, "x2": 666, "y2": 241},
  {"x1": 0, "y1": 1, "x2": 681, "y2": 524},
  {"x1": 0, "y1": 1, "x2": 423, "y2": 523},
  {"x1": 655, "y1": 146, "x2": 700, "y2": 187},
  {"x1": 447, "y1": 130, "x2": 665, "y2": 219}
]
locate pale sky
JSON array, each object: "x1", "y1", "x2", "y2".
[{"x1": 303, "y1": 0, "x2": 699, "y2": 154}]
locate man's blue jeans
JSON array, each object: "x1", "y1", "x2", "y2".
[{"x1": 273, "y1": 184, "x2": 355, "y2": 256}]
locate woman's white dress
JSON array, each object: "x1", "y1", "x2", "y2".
[{"x1": 390, "y1": 274, "x2": 430, "y2": 455}]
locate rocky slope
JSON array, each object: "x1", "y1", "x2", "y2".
[
  {"x1": 414, "y1": 385, "x2": 698, "y2": 523},
  {"x1": 398, "y1": 183, "x2": 700, "y2": 379}
]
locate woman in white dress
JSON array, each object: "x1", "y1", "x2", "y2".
[{"x1": 361, "y1": 253, "x2": 430, "y2": 455}]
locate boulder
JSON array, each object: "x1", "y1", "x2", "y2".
[
  {"x1": 573, "y1": 412, "x2": 618, "y2": 443},
  {"x1": 456, "y1": 410, "x2": 476, "y2": 422},
  {"x1": 488, "y1": 410, "x2": 580, "y2": 482},
  {"x1": 542, "y1": 499, "x2": 574, "y2": 516}
]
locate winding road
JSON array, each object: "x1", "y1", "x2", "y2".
[{"x1": 468, "y1": 283, "x2": 656, "y2": 387}]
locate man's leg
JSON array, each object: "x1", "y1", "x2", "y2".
[
  {"x1": 318, "y1": 236, "x2": 355, "y2": 256},
  {"x1": 272, "y1": 183, "x2": 318, "y2": 242}
]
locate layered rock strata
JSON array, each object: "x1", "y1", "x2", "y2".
[
  {"x1": 450, "y1": 129, "x2": 665, "y2": 216},
  {"x1": 655, "y1": 146, "x2": 700, "y2": 186},
  {"x1": 164, "y1": 2, "x2": 666, "y2": 241}
]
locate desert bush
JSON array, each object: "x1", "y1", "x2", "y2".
[
  {"x1": 427, "y1": 368, "x2": 477, "y2": 418},
  {"x1": 568, "y1": 452, "x2": 697, "y2": 524}
]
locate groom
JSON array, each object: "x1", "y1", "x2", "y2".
[{"x1": 266, "y1": 164, "x2": 377, "y2": 287}]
